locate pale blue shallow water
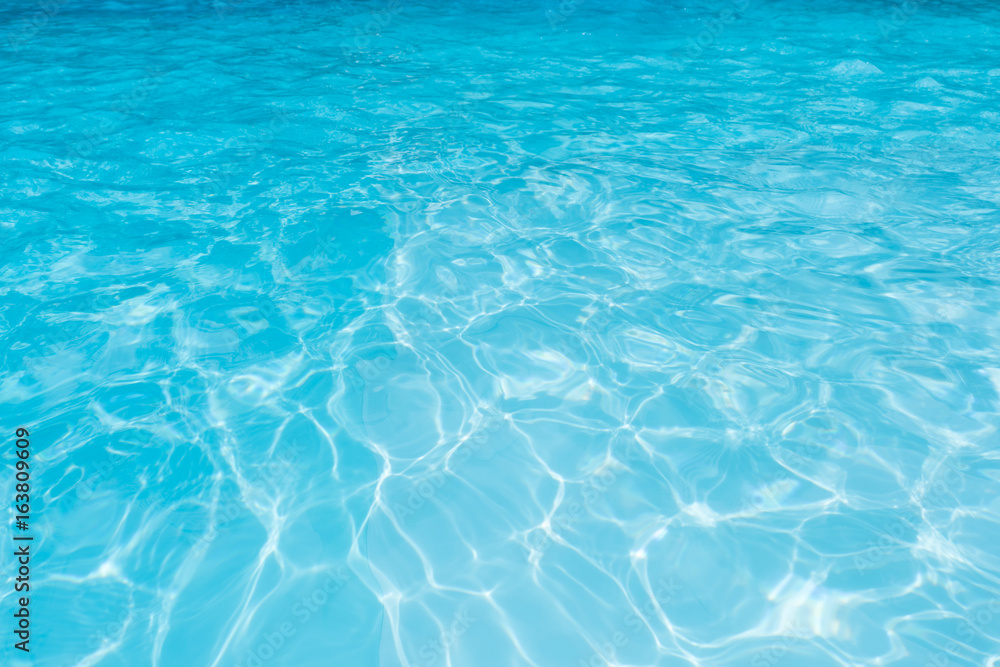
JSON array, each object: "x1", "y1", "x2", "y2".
[{"x1": 2, "y1": 0, "x2": 1000, "y2": 665}]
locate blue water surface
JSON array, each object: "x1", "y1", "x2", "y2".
[{"x1": 2, "y1": 0, "x2": 1000, "y2": 665}]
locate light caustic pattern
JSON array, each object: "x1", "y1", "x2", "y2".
[{"x1": 1, "y1": 0, "x2": 1000, "y2": 666}]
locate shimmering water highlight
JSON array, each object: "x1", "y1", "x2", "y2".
[{"x1": 2, "y1": 0, "x2": 1000, "y2": 666}]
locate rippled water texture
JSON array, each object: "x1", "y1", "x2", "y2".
[{"x1": 3, "y1": 0, "x2": 1000, "y2": 665}]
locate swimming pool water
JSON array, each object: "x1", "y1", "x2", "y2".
[{"x1": 2, "y1": 0, "x2": 1000, "y2": 665}]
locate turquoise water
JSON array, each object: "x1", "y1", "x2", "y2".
[{"x1": 3, "y1": 0, "x2": 1000, "y2": 665}]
